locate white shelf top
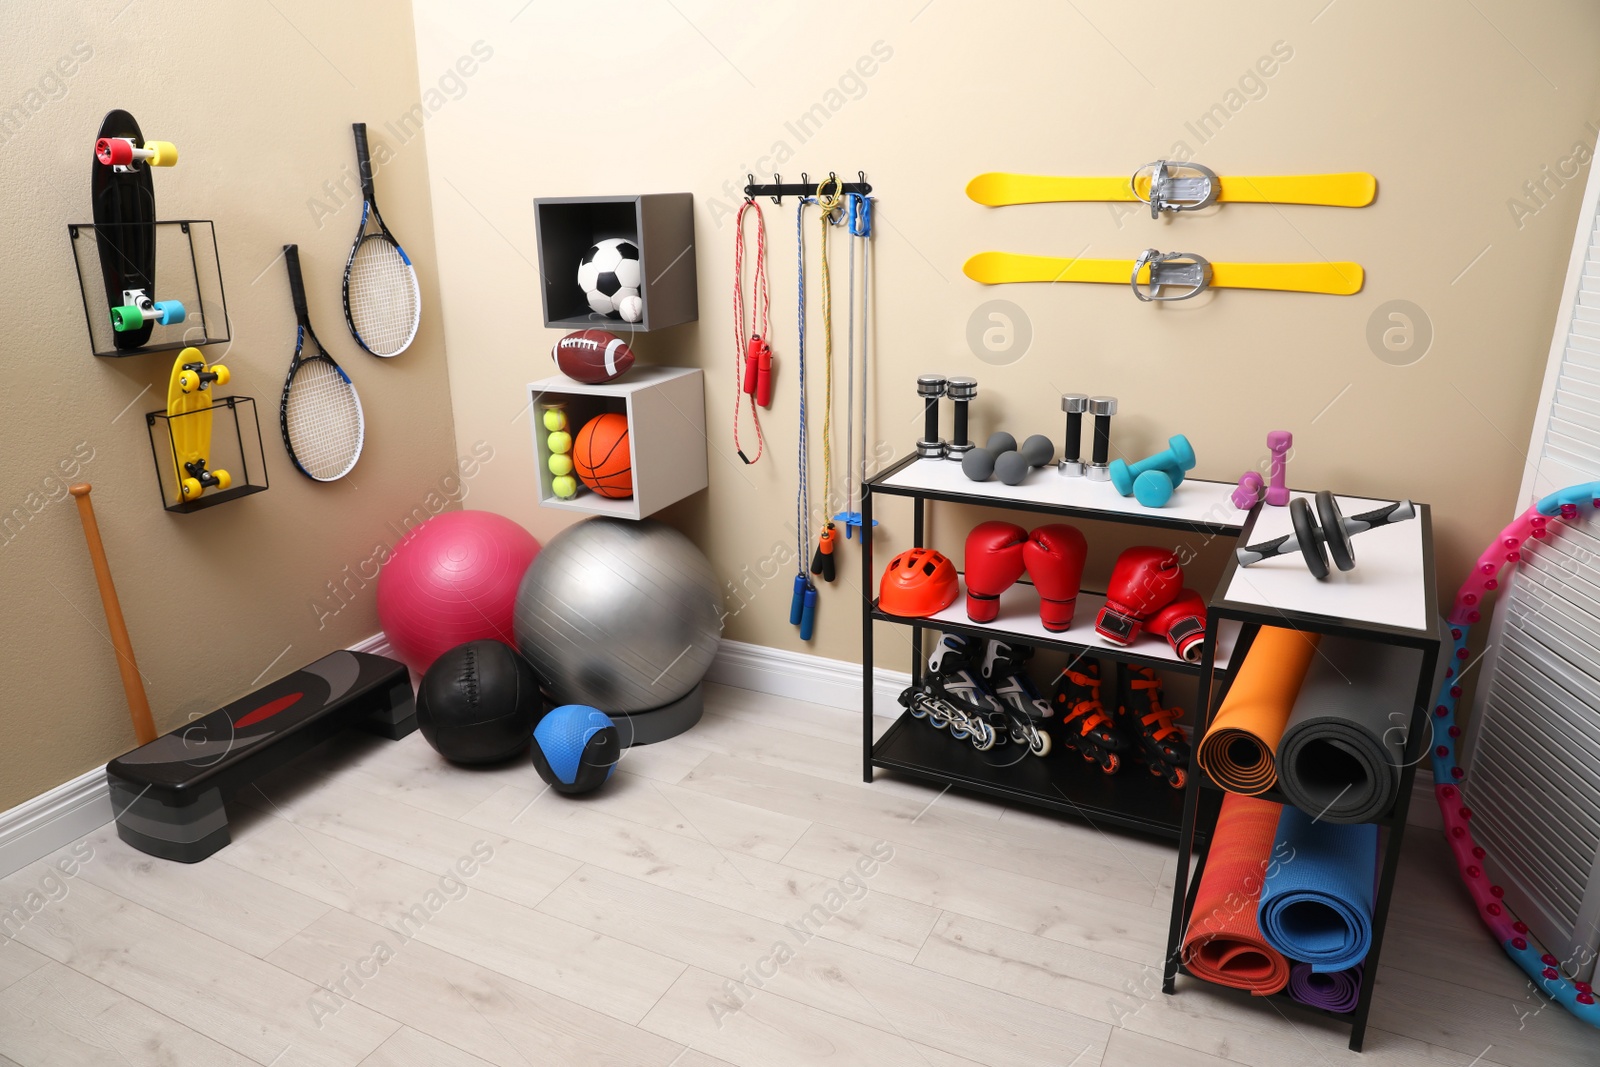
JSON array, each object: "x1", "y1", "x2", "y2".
[
  {"x1": 877, "y1": 457, "x2": 1247, "y2": 529},
  {"x1": 1220, "y1": 492, "x2": 1431, "y2": 634},
  {"x1": 903, "y1": 581, "x2": 1241, "y2": 672},
  {"x1": 529, "y1": 365, "x2": 699, "y2": 396}
]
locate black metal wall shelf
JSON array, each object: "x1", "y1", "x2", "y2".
[
  {"x1": 68, "y1": 219, "x2": 230, "y2": 359},
  {"x1": 744, "y1": 171, "x2": 871, "y2": 204}
]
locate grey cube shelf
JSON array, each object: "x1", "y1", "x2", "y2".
[{"x1": 534, "y1": 193, "x2": 698, "y2": 332}]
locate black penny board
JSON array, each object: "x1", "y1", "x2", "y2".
[
  {"x1": 91, "y1": 109, "x2": 157, "y2": 351},
  {"x1": 105, "y1": 649, "x2": 415, "y2": 862}
]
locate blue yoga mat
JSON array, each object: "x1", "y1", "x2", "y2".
[{"x1": 1258, "y1": 805, "x2": 1378, "y2": 973}]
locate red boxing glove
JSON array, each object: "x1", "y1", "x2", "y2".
[
  {"x1": 964, "y1": 521, "x2": 1029, "y2": 623},
  {"x1": 1148, "y1": 587, "x2": 1207, "y2": 662},
  {"x1": 1095, "y1": 546, "x2": 1183, "y2": 646},
  {"x1": 1022, "y1": 524, "x2": 1087, "y2": 632}
]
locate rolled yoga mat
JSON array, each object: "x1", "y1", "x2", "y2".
[
  {"x1": 1274, "y1": 629, "x2": 1436, "y2": 824},
  {"x1": 1181, "y1": 792, "x2": 1291, "y2": 995},
  {"x1": 1197, "y1": 626, "x2": 1319, "y2": 794},
  {"x1": 1288, "y1": 962, "x2": 1363, "y2": 1013},
  {"x1": 1258, "y1": 804, "x2": 1378, "y2": 973}
]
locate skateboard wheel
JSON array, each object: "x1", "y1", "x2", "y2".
[
  {"x1": 110, "y1": 305, "x2": 144, "y2": 331},
  {"x1": 96, "y1": 137, "x2": 132, "y2": 166},
  {"x1": 145, "y1": 140, "x2": 178, "y2": 166},
  {"x1": 181, "y1": 477, "x2": 203, "y2": 501},
  {"x1": 154, "y1": 300, "x2": 186, "y2": 325},
  {"x1": 212, "y1": 364, "x2": 230, "y2": 386},
  {"x1": 213, "y1": 469, "x2": 232, "y2": 491},
  {"x1": 179, "y1": 369, "x2": 199, "y2": 393}
]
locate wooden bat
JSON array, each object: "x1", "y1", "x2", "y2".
[{"x1": 69, "y1": 484, "x2": 156, "y2": 744}]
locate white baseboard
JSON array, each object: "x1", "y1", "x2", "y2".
[
  {"x1": 705, "y1": 638, "x2": 910, "y2": 712},
  {"x1": 0, "y1": 634, "x2": 407, "y2": 879},
  {"x1": 0, "y1": 766, "x2": 113, "y2": 879}
]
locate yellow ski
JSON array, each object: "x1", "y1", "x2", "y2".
[
  {"x1": 962, "y1": 250, "x2": 1364, "y2": 298},
  {"x1": 966, "y1": 165, "x2": 1376, "y2": 212}
]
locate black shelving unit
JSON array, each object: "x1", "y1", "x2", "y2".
[
  {"x1": 1161, "y1": 496, "x2": 1442, "y2": 1052},
  {"x1": 859, "y1": 453, "x2": 1249, "y2": 840}
]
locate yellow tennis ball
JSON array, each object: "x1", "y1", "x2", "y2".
[
  {"x1": 548, "y1": 453, "x2": 573, "y2": 477},
  {"x1": 547, "y1": 430, "x2": 571, "y2": 454},
  {"x1": 552, "y1": 475, "x2": 577, "y2": 498},
  {"x1": 543, "y1": 409, "x2": 568, "y2": 432}
]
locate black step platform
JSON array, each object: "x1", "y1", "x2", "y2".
[{"x1": 105, "y1": 649, "x2": 414, "y2": 862}]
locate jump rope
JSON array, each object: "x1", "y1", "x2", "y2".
[{"x1": 732, "y1": 198, "x2": 771, "y2": 464}]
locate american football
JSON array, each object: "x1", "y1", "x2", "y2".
[{"x1": 552, "y1": 329, "x2": 635, "y2": 384}]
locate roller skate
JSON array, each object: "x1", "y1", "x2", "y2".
[
  {"x1": 980, "y1": 640, "x2": 1053, "y2": 757},
  {"x1": 1049, "y1": 658, "x2": 1125, "y2": 773},
  {"x1": 1114, "y1": 663, "x2": 1190, "y2": 789},
  {"x1": 898, "y1": 633, "x2": 998, "y2": 750}
]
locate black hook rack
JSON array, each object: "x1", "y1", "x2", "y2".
[{"x1": 745, "y1": 171, "x2": 871, "y2": 205}]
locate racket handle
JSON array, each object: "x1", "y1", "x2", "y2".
[
  {"x1": 799, "y1": 585, "x2": 818, "y2": 641},
  {"x1": 352, "y1": 122, "x2": 375, "y2": 198},
  {"x1": 283, "y1": 244, "x2": 309, "y2": 320},
  {"x1": 789, "y1": 574, "x2": 807, "y2": 625},
  {"x1": 755, "y1": 343, "x2": 774, "y2": 408}
]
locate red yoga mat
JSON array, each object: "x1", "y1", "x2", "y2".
[{"x1": 1181, "y1": 793, "x2": 1291, "y2": 995}]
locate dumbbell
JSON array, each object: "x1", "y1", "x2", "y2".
[
  {"x1": 1059, "y1": 393, "x2": 1089, "y2": 477},
  {"x1": 1108, "y1": 434, "x2": 1195, "y2": 507},
  {"x1": 1236, "y1": 491, "x2": 1415, "y2": 579},
  {"x1": 1232, "y1": 471, "x2": 1265, "y2": 509},
  {"x1": 994, "y1": 435, "x2": 1054, "y2": 485},
  {"x1": 945, "y1": 377, "x2": 977, "y2": 460},
  {"x1": 1084, "y1": 397, "x2": 1117, "y2": 482},
  {"x1": 916, "y1": 374, "x2": 946, "y2": 458},
  {"x1": 1266, "y1": 430, "x2": 1292, "y2": 507}
]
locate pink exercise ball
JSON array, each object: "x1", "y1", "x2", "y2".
[{"x1": 377, "y1": 511, "x2": 541, "y2": 674}]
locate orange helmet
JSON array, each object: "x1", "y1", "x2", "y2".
[{"x1": 879, "y1": 547, "x2": 959, "y2": 617}]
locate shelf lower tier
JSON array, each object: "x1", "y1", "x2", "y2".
[
  {"x1": 1172, "y1": 964, "x2": 1355, "y2": 1023},
  {"x1": 1192, "y1": 768, "x2": 1399, "y2": 828},
  {"x1": 871, "y1": 710, "x2": 1193, "y2": 840}
]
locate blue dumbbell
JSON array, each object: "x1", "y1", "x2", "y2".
[{"x1": 1108, "y1": 434, "x2": 1196, "y2": 507}]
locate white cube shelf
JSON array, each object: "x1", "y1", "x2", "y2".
[{"x1": 528, "y1": 366, "x2": 707, "y2": 520}]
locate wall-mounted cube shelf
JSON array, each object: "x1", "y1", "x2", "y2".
[
  {"x1": 533, "y1": 194, "x2": 697, "y2": 332},
  {"x1": 529, "y1": 366, "x2": 706, "y2": 520},
  {"x1": 68, "y1": 219, "x2": 231, "y2": 359}
]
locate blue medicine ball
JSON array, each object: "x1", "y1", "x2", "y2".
[{"x1": 532, "y1": 704, "x2": 619, "y2": 794}]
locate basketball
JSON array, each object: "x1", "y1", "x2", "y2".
[{"x1": 573, "y1": 413, "x2": 632, "y2": 499}]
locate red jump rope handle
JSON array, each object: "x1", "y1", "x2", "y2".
[
  {"x1": 743, "y1": 337, "x2": 764, "y2": 397},
  {"x1": 755, "y1": 341, "x2": 774, "y2": 408}
]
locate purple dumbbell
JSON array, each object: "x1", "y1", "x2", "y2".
[
  {"x1": 1232, "y1": 471, "x2": 1265, "y2": 509},
  {"x1": 1266, "y1": 430, "x2": 1292, "y2": 507}
]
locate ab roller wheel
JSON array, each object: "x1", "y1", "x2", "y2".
[{"x1": 1238, "y1": 490, "x2": 1416, "y2": 579}]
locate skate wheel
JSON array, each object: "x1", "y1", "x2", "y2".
[
  {"x1": 110, "y1": 305, "x2": 143, "y2": 331},
  {"x1": 180, "y1": 476, "x2": 203, "y2": 501},
  {"x1": 1168, "y1": 767, "x2": 1187, "y2": 790},
  {"x1": 212, "y1": 364, "x2": 230, "y2": 386},
  {"x1": 96, "y1": 137, "x2": 132, "y2": 166},
  {"x1": 145, "y1": 140, "x2": 178, "y2": 166},
  {"x1": 179, "y1": 369, "x2": 200, "y2": 393},
  {"x1": 154, "y1": 300, "x2": 186, "y2": 325},
  {"x1": 1101, "y1": 753, "x2": 1121, "y2": 774},
  {"x1": 1030, "y1": 731, "x2": 1051, "y2": 757},
  {"x1": 213, "y1": 469, "x2": 232, "y2": 491}
]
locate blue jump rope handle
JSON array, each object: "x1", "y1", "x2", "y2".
[
  {"x1": 848, "y1": 193, "x2": 871, "y2": 236},
  {"x1": 789, "y1": 574, "x2": 807, "y2": 625},
  {"x1": 799, "y1": 584, "x2": 818, "y2": 641}
]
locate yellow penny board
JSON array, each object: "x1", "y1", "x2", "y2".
[
  {"x1": 165, "y1": 347, "x2": 227, "y2": 502},
  {"x1": 962, "y1": 252, "x2": 1364, "y2": 296},
  {"x1": 965, "y1": 171, "x2": 1376, "y2": 208}
]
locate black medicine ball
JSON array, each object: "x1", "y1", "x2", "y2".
[{"x1": 416, "y1": 640, "x2": 542, "y2": 763}]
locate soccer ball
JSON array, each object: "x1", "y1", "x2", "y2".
[{"x1": 577, "y1": 239, "x2": 641, "y2": 319}]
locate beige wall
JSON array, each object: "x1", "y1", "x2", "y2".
[
  {"x1": 415, "y1": 1, "x2": 1600, "y2": 677},
  {"x1": 0, "y1": 3, "x2": 459, "y2": 808}
]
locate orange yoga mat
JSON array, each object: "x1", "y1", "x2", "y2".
[
  {"x1": 1196, "y1": 626, "x2": 1319, "y2": 794},
  {"x1": 1181, "y1": 793, "x2": 1291, "y2": 995}
]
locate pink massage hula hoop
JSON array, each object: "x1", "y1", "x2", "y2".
[{"x1": 1434, "y1": 480, "x2": 1600, "y2": 1027}]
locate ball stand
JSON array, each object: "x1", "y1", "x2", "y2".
[{"x1": 604, "y1": 682, "x2": 705, "y2": 747}]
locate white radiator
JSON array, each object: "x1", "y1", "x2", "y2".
[{"x1": 1466, "y1": 173, "x2": 1600, "y2": 984}]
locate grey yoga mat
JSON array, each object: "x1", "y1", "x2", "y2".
[{"x1": 1274, "y1": 631, "x2": 1432, "y2": 824}]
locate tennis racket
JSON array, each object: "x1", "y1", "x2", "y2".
[
  {"x1": 342, "y1": 122, "x2": 420, "y2": 357},
  {"x1": 282, "y1": 244, "x2": 364, "y2": 481}
]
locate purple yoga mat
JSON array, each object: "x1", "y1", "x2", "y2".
[{"x1": 1288, "y1": 962, "x2": 1363, "y2": 1013}]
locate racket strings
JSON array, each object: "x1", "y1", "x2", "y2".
[
  {"x1": 347, "y1": 236, "x2": 419, "y2": 356},
  {"x1": 284, "y1": 357, "x2": 363, "y2": 480}
]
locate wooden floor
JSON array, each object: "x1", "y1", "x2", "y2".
[{"x1": 2, "y1": 682, "x2": 1594, "y2": 1066}]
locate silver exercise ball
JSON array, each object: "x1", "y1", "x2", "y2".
[{"x1": 513, "y1": 517, "x2": 722, "y2": 714}]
